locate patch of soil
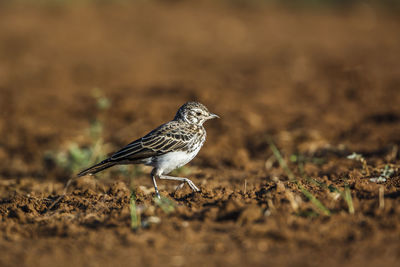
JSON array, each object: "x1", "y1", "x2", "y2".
[{"x1": 0, "y1": 2, "x2": 400, "y2": 266}]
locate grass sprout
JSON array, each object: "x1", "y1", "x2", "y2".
[
  {"x1": 268, "y1": 139, "x2": 331, "y2": 216},
  {"x1": 344, "y1": 184, "x2": 355, "y2": 214},
  {"x1": 45, "y1": 89, "x2": 113, "y2": 176},
  {"x1": 154, "y1": 196, "x2": 175, "y2": 214},
  {"x1": 48, "y1": 134, "x2": 107, "y2": 175},
  {"x1": 130, "y1": 192, "x2": 141, "y2": 230},
  {"x1": 92, "y1": 88, "x2": 111, "y2": 111},
  {"x1": 297, "y1": 162, "x2": 355, "y2": 214}
]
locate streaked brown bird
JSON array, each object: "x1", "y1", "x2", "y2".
[{"x1": 78, "y1": 101, "x2": 219, "y2": 198}]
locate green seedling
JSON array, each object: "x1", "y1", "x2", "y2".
[
  {"x1": 154, "y1": 196, "x2": 175, "y2": 214},
  {"x1": 46, "y1": 124, "x2": 108, "y2": 175},
  {"x1": 46, "y1": 89, "x2": 113, "y2": 176},
  {"x1": 344, "y1": 184, "x2": 355, "y2": 214},
  {"x1": 268, "y1": 139, "x2": 331, "y2": 216},
  {"x1": 130, "y1": 192, "x2": 141, "y2": 230},
  {"x1": 55, "y1": 143, "x2": 103, "y2": 174},
  {"x1": 298, "y1": 160, "x2": 355, "y2": 214},
  {"x1": 92, "y1": 88, "x2": 111, "y2": 111}
]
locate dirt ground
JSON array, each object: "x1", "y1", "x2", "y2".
[{"x1": 0, "y1": 1, "x2": 400, "y2": 267}]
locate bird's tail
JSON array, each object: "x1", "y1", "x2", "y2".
[{"x1": 77, "y1": 159, "x2": 116, "y2": 177}]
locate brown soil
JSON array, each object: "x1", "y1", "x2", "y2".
[{"x1": 1, "y1": 2, "x2": 400, "y2": 267}]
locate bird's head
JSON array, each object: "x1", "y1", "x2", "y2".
[{"x1": 174, "y1": 102, "x2": 219, "y2": 125}]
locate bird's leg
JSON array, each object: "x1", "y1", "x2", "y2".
[
  {"x1": 159, "y1": 175, "x2": 200, "y2": 192},
  {"x1": 151, "y1": 172, "x2": 161, "y2": 199}
]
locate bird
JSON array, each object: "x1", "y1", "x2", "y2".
[{"x1": 77, "y1": 101, "x2": 219, "y2": 198}]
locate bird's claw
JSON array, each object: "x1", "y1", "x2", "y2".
[{"x1": 175, "y1": 179, "x2": 200, "y2": 193}]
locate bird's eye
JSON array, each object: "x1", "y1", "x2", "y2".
[{"x1": 196, "y1": 112, "x2": 201, "y2": 116}]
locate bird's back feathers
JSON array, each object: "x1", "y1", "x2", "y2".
[{"x1": 77, "y1": 121, "x2": 205, "y2": 176}]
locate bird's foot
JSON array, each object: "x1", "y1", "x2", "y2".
[{"x1": 175, "y1": 178, "x2": 200, "y2": 193}]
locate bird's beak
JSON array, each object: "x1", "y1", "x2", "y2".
[{"x1": 208, "y1": 113, "x2": 220, "y2": 119}]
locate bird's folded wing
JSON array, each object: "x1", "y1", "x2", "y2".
[{"x1": 109, "y1": 123, "x2": 195, "y2": 161}]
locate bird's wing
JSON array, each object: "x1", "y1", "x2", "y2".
[{"x1": 109, "y1": 121, "x2": 197, "y2": 161}]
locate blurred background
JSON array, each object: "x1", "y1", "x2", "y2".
[
  {"x1": 1, "y1": 0, "x2": 399, "y2": 177},
  {"x1": 0, "y1": 0, "x2": 399, "y2": 266}
]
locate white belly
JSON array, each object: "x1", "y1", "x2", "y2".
[{"x1": 152, "y1": 146, "x2": 202, "y2": 174}]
